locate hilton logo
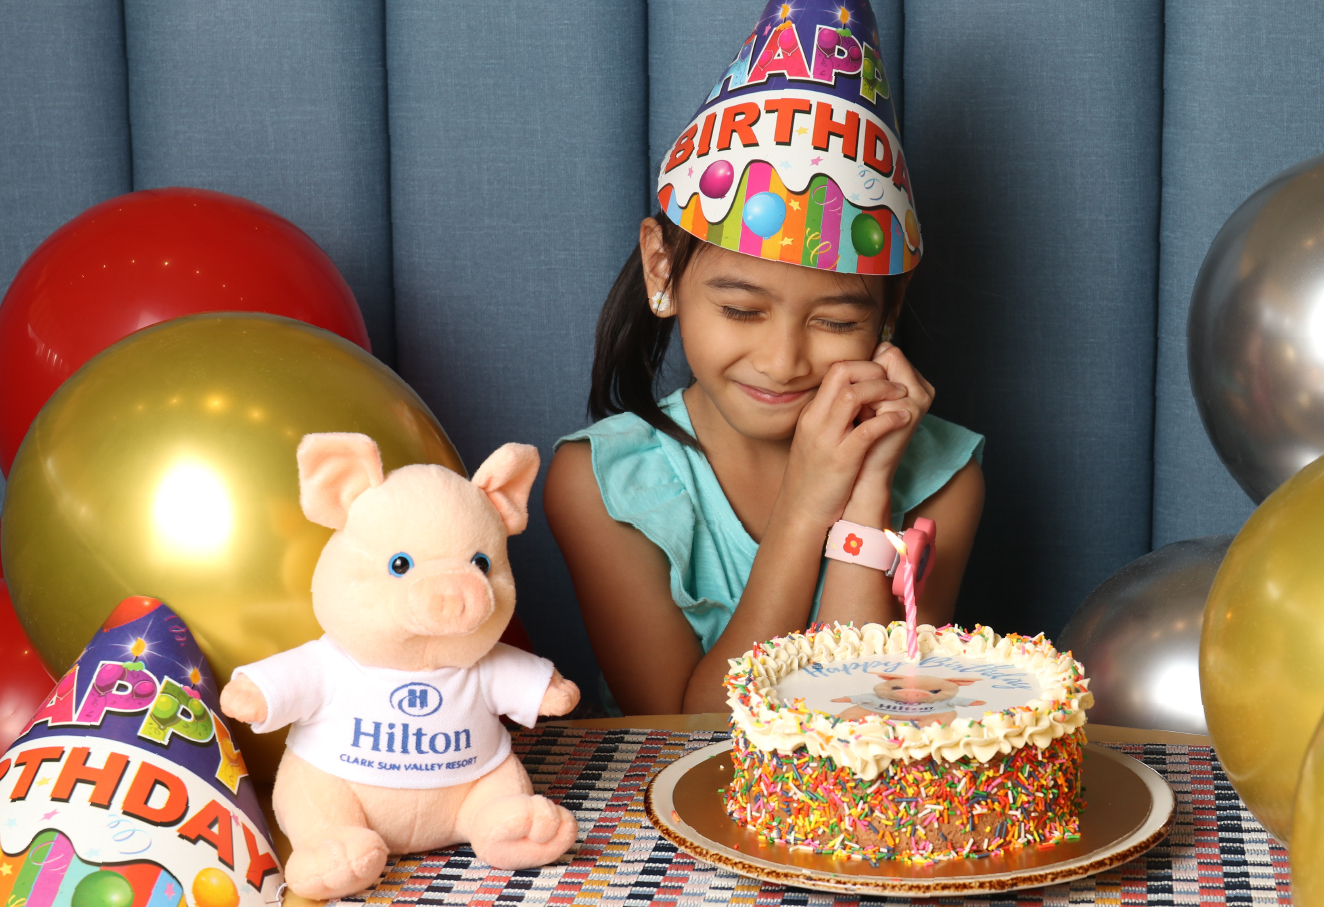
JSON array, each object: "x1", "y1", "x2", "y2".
[{"x1": 390, "y1": 682, "x2": 442, "y2": 717}]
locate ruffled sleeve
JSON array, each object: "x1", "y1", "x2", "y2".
[
  {"x1": 556, "y1": 413, "x2": 743, "y2": 646},
  {"x1": 890, "y1": 414, "x2": 985, "y2": 521}
]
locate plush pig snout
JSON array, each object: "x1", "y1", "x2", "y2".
[{"x1": 402, "y1": 562, "x2": 496, "y2": 637}]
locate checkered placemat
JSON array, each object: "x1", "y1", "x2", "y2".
[{"x1": 332, "y1": 726, "x2": 1293, "y2": 906}]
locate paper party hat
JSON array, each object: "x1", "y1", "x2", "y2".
[
  {"x1": 657, "y1": 0, "x2": 920, "y2": 275},
  {"x1": 0, "y1": 596, "x2": 283, "y2": 907}
]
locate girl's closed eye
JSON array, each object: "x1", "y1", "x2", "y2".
[
  {"x1": 719, "y1": 304, "x2": 865, "y2": 333},
  {"x1": 721, "y1": 306, "x2": 762, "y2": 322},
  {"x1": 816, "y1": 317, "x2": 863, "y2": 334}
]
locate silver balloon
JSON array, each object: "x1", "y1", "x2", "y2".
[
  {"x1": 1190, "y1": 153, "x2": 1324, "y2": 503},
  {"x1": 1058, "y1": 536, "x2": 1231, "y2": 735}
]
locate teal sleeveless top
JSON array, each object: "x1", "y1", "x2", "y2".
[{"x1": 557, "y1": 388, "x2": 984, "y2": 655}]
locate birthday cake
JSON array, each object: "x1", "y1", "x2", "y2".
[{"x1": 723, "y1": 622, "x2": 1092, "y2": 863}]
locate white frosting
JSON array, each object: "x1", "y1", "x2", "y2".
[{"x1": 725, "y1": 622, "x2": 1093, "y2": 780}]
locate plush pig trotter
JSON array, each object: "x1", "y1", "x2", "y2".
[
  {"x1": 283, "y1": 827, "x2": 389, "y2": 900},
  {"x1": 219, "y1": 674, "x2": 267, "y2": 724},
  {"x1": 539, "y1": 670, "x2": 581, "y2": 716},
  {"x1": 470, "y1": 795, "x2": 577, "y2": 869},
  {"x1": 458, "y1": 753, "x2": 578, "y2": 869},
  {"x1": 274, "y1": 752, "x2": 390, "y2": 899}
]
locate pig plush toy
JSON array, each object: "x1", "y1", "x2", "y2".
[{"x1": 220, "y1": 433, "x2": 580, "y2": 900}]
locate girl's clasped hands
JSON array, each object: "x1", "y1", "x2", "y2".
[{"x1": 780, "y1": 342, "x2": 935, "y2": 537}]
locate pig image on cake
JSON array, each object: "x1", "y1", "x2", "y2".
[
  {"x1": 831, "y1": 671, "x2": 986, "y2": 725},
  {"x1": 220, "y1": 433, "x2": 580, "y2": 900}
]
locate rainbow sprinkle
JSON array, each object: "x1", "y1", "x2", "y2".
[{"x1": 724, "y1": 727, "x2": 1086, "y2": 863}]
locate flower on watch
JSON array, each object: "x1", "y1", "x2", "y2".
[{"x1": 844, "y1": 533, "x2": 863, "y2": 556}]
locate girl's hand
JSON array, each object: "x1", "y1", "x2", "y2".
[
  {"x1": 847, "y1": 343, "x2": 934, "y2": 521},
  {"x1": 777, "y1": 360, "x2": 909, "y2": 531}
]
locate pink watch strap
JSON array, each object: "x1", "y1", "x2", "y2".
[
  {"x1": 824, "y1": 518, "x2": 939, "y2": 597},
  {"x1": 824, "y1": 520, "x2": 898, "y2": 572}
]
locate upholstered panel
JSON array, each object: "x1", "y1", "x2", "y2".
[
  {"x1": 1152, "y1": 1, "x2": 1324, "y2": 545},
  {"x1": 0, "y1": 1, "x2": 131, "y2": 296},
  {"x1": 0, "y1": 0, "x2": 133, "y2": 507},
  {"x1": 647, "y1": 2, "x2": 754, "y2": 183},
  {"x1": 122, "y1": 0, "x2": 397, "y2": 362},
  {"x1": 7, "y1": 0, "x2": 1324, "y2": 697},
  {"x1": 386, "y1": 0, "x2": 649, "y2": 688},
  {"x1": 900, "y1": 0, "x2": 1164, "y2": 637}
]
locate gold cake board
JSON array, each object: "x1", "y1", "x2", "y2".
[{"x1": 645, "y1": 740, "x2": 1175, "y2": 897}]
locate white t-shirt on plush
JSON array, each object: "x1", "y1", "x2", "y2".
[{"x1": 233, "y1": 637, "x2": 554, "y2": 788}]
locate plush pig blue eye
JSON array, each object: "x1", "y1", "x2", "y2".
[
  {"x1": 470, "y1": 553, "x2": 491, "y2": 575},
  {"x1": 389, "y1": 553, "x2": 414, "y2": 576}
]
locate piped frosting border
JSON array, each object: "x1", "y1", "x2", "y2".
[{"x1": 724, "y1": 622, "x2": 1093, "y2": 780}]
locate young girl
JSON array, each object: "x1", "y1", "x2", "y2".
[{"x1": 544, "y1": 0, "x2": 984, "y2": 716}]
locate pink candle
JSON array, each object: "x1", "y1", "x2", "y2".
[
  {"x1": 900, "y1": 556, "x2": 919, "y2": 659},
  {"x1": 884, "y1": 529, "x2": 919, "y2": 659}
]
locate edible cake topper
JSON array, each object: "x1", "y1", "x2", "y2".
[
  {"x1": 0, "y1": 597, "x2": 282, "y2": 907},
  {"x1": 658, "y1": 0, "x2": 919, "y2": 274}
]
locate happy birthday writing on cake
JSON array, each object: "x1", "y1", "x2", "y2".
[{"x1": 800, "y1": 656, "x2": 1034, "y2": 690}]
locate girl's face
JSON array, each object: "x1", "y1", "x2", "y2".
[{"x1": 665, "y1": 238, "x2": 890, "y2": 443}]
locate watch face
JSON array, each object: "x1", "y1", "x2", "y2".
[{"x1": 772, "y1": 654, "x2": 1042, "y2": 723}]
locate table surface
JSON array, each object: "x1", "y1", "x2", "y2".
[{"x1": 316, "y1": 716, "x2": 1289, "y2": 907}]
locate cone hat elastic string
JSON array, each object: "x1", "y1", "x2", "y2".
[{"x1": 657, "y1": 0, "x2": 919, "y2": 275}]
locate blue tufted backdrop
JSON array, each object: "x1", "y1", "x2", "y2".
[{"x1": 3, "y1": 0, "x2": 1320, "y2": 698}]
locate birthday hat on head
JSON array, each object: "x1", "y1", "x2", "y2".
[
  {"x1": 0, "y1": 596, "x2": 282, "y2": 907},
  {"x1": 657, "y1": 0, "x2": 919, "y2": 275}
]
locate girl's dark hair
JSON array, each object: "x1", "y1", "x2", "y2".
[
  {"x1": 589, "y1": 212, "x2": 705, "y2": 448},
  {"x1": 589, "y1": 212, "x2": 910, "y2": 449}
]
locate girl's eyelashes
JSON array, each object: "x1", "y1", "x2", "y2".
[
  {"x1": 721, "y1": 305, "x2": 762, "y2": 322},
  {"x1": 717, "y1": 302, "x2": 865, "y2": 333},
  {"x1": 816, "y1": 318, "x2": 863, "y2": 334}
]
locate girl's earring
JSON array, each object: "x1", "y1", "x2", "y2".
[
  {"x1": 650, "y1": 290, "x2": 672, "y2": 316},
  {"x1": 880, "y1": 324, "x2": 894, "y2": 343}
]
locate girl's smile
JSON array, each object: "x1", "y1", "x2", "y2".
[{"x1": 736, "y1": 382, "x2": 811, "y2": 406}]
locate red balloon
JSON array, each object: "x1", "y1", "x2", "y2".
[
  {"x1": 0, "y1": 187, "x2": 371, "y2": 474},
  {"x1": 0, "y1": 578, "x2": 56, "y2": 752}
]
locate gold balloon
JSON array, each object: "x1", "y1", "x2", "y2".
[
  {"x1": 1201, "y1": 455, "x2": 1324, "y2": 843},
  {"x1": 1293, "y1": 713, "x2": 1324, "y2": 907},
  {"x1": 2, "y1": 313, "x2": 464, "y2": 780}
]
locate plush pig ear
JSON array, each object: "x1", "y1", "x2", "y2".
[
  {"x1": 472, "y1": 443, "x2": 540, "y2": 536},
  {"x1": 947, "y1": 678, "x2": 978, "y2": 686},
  {"x1": 873, "y1": 673, "x2": 904, "y2": 681},
  {"x1": 297, "y1": 432, "x2": 385, "y2": 529}
]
